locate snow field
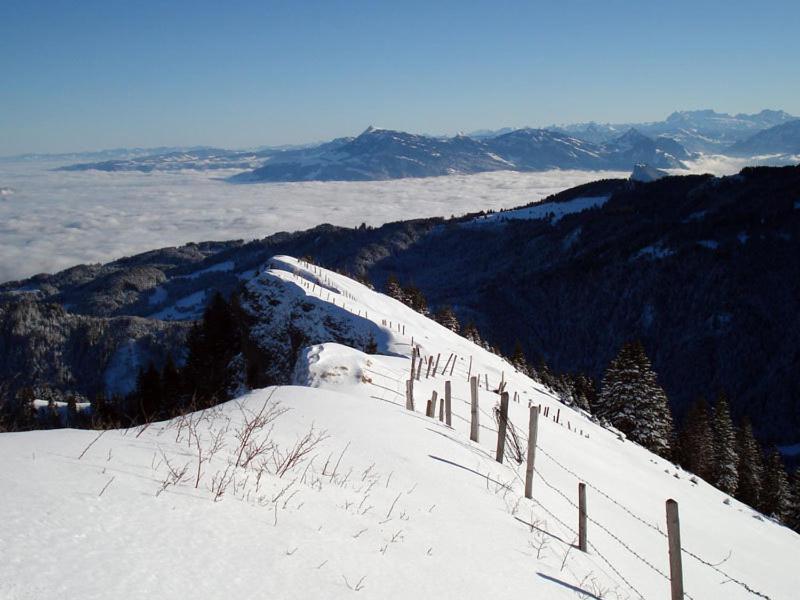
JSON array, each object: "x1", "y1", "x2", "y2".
[{"x1": 1, "y1": 256, "x2": 798, "y2": 599}]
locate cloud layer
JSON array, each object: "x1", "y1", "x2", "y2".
[{"x1": 0, "y1": 155, "x2": 748, "y2": 283}]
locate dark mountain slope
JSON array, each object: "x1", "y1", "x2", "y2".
[
  {"x1": 730, "y1": 120, "x2": 800, "y2": 156},
  {"x1": 2, "y1": 167, "x2": 799, "y2": 446}
]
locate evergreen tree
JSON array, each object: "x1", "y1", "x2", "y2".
[
  {"x1": 462, "y1": 321, "x2": 482, "y2": 345},
  {"x1": 761, "y1": 449, "x2": 790, "y2": 521},
  {"x1": 384, "y1": 274, "x2": 406, "y2": 303},
  {"x1": 735, "y1": 418, "x2": 764, "y2": 509},
  {"x1": 510, "y1": 341, "x2": 530, "y2": 376},
  {"x1": 136, "y1": 362, "x2": 163, "y2": 421},
  {"x1": 5, "y1": 387, "x2": 38, "y2": 431},
  {"x1": 365, "y1": 334, "x2": 378, "y2": 354},
  {"x1": 571, "y1": 374, "x2": 596, "y2": 413},
  {"x1": 787, "y1": 468, "x2": 800, "y2": 532},
  {"x1": 65, "y1": 395, "x2": 79, "y2": 428},
  {"x1": 677, "y1": 398, "x2": 715, "y2": 481},
  {"x1": 597, "y1": 341, "x2": 673, "y2": 458},
  {"x1": 160, "y1": 355, "x2": 182, "y2": 415},
  {"x1": 711, "y1": 393, "x2": 738, "y2": 495},
  {"x1": 403, "y1": 284, "x2": 429, "y2": 315},
  {"x1": 434, "y1": 305, "x2": 460, "y2": 333},
  {"x1": 182, "y1": 292, "x2": 241, "y2": 407}
]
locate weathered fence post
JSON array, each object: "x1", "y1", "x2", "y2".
[
  {"x1": 449, "y1": 356, "x2": 456, "y2": 376},
  {"x1": 425, "y1": 358, "x2": 433, "y2": 379},
  {"x1": 432, "y1": 353, "x2": 441, "y2": 378},
  {"x1": 416, "y1": 358, "x2": 422, "y2": 381},
  {"x1": 439, "y1": 396, "x2": 444, "y2": 422},
  {"x1": 426, "y1": 399, "x2": 433, "y2": 418},
  {"x1": 496, "y1": 391, "x2": 510, "y2": 463},
  {"x1": 410, "y1": 354, "x2": 417, "y2": 380},
  {"x1": 470, "y1": 376, "x2": 480, "y2": 442},
  {"x1": 406, "y1": 379, "x2": 414, "y2": 411},
  {"x1": 428, "y1": 391, "x2": 438, "y2": 418},
  {"x1": 441, "y1": 353, "x2": 452, "y2": 376},
  {"x1": 467, "y1": 355, "x2": 473, "y2": 381},
  {"x1": 445, "y1": 381, "x2": 452, "y2": 426},
  {"x1": 666, "y1": 499, "x2": 684, "y2": 600},
  {"x1": 524, "y1": 406, "x2": 539, "y2": 499},
  {"x1": 578, "y1": 482, "x2": 587, "y2": 552}
]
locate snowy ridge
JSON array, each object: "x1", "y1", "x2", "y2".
[
  {"x1": 468, "y1": 195, "x2": 610, "y2": 226},
  {"x1": 1, "y1": 256, "x2": 797, "y2": 599}
]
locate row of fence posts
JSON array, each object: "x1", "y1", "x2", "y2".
[
  {"x1": 405, "y1": 355, "x2": 686, "y2": 598},
  {"x1": 302, "y1": 261, "x2": 685, "y2": 599}
]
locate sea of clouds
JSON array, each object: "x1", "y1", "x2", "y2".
[{"x1": 0, "y1": 154, "x2": 764, "y2": 283}]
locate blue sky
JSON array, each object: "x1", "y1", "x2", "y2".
[{"x1": 1, "y1": 0, "x2": 798, "y2": 154}]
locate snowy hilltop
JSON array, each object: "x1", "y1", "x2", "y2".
[{"x1": 1, "y1": 256, "x2": 797, "y2": 599}]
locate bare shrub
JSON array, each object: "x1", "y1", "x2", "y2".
[{"x1": 271, "y1": 425, "x2": 328, "y2": 478}]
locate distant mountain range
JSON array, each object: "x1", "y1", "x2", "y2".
[
  {"x1": 553, "y1": 109, "x2": 798, "y2": 153},
  {"x1": 53, "y1": 109, "x2": 800, "y2": 182}
]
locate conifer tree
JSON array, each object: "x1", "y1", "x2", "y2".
[
  {"x1": 735, "y1": 418, "x2": 764, "y2": 509},
  {"x1": 182, "y1": 292, "x2": 241, "y2": 406},
  {"x1": 510, "y1": 341, "x2": 530, "y2": 376},
  {"x1": 160, "y1": 355, "x2": 182, "y2": 415},
  {"x1": 136, "y1": 362, "x2": 163, "y2": 421},
  {"x1": 434, "y1": 305, "x2": 460, "y2": 333},
  {"x1": 786, "y1": 469, "x2": 800, "y2": 532},
  {"x1": 677, "y1": 398, "x2": 715, "y2": 480},
  {"x1": 711, "y1": 393, "x2": 738, "y2": 495},
  {"x1": 403, "y1": 284, "x2": 429, "y2": 315},
  {"x1": 761, "y1": 449, "x2": 790, "y2": 521},
  {"x1": 572, "y1": 374, "x2": 596, "y2": 413},
  {"x1": 462, "y1": 321, "x2": 482, "y2": 345},
  {"x1": 597, "y1": 341, "x2": 673, "y2": 458},
  {"x1": 384, "y1": 274, "x2": 406, "y2": 303}
]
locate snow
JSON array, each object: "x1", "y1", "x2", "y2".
[
  {"x1": 470, "y1": 195, "x2": 610, "y2": 226},
  {"x1": 103, "y1": 338, "x2": 146, "y2": 396},
  {"x1": 148, "y1": 290, "x2": 207, "y2": 321},
  {"x1": 147, "y1": 285, "x2": 168, "y2": 306},
  {"x1": 633, "y1": 243, "x2": 676, "y2": 260},
  {"x1": 178, "y1": 260, "x2": 235, "y2": 280},
  {"x1": 1, "y1": 255, "x2": 798, "y2": 599}
]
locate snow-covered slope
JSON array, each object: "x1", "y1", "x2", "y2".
[{"x1": 1, "y1": 256, "x2": 797, "y2": 599}]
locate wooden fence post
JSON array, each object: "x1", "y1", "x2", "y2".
[
  {"x1": 439, "y1": 396, "x2": 444, "y2": 422},
  {"x1": 470, "y1": 376, "x2": 479, "y2": 442},
  {"x1": 432, "y1": 353, "x2": 441, "y2": 378},
  {"x1": 428, "y1": 391, "x2": 438, "y2": 418},
  {"x1": 449, "y1": 356, "x2": 456, "y2": 376},
  {"x1": 426, "y1": 399, "x2": 433, "y2": 418},
  {"x1": 666, "y1": 499, "x2": 684, "y2": 600},
  {"x1": 445, "y1": 381, "x2": 452, "y2": 426},
  {"x1": 425, "y1": 358, "x2": 433, "y2": 379},
  {"x1": 524, "y1": 406, "x2": 539, "y2": 499},
  {"x1": 406, "y1": 379, "x2": 414, "y2": 411},
  {"x1": 416, "y1": 358, "x2": 422, "y2": 381},
  {"x1": 496, "y1": 391, "x2": 510, "y2": 463},
  {"x1": 578, "y1": 482, "x2": 587, "y2": 552},
  {"x1": 467, "y1": 356, "x2": 473, "y2": 381}
]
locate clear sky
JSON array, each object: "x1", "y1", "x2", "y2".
[{"x1": 1, "y1": 0, "x2": 798, "y2": 155}]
